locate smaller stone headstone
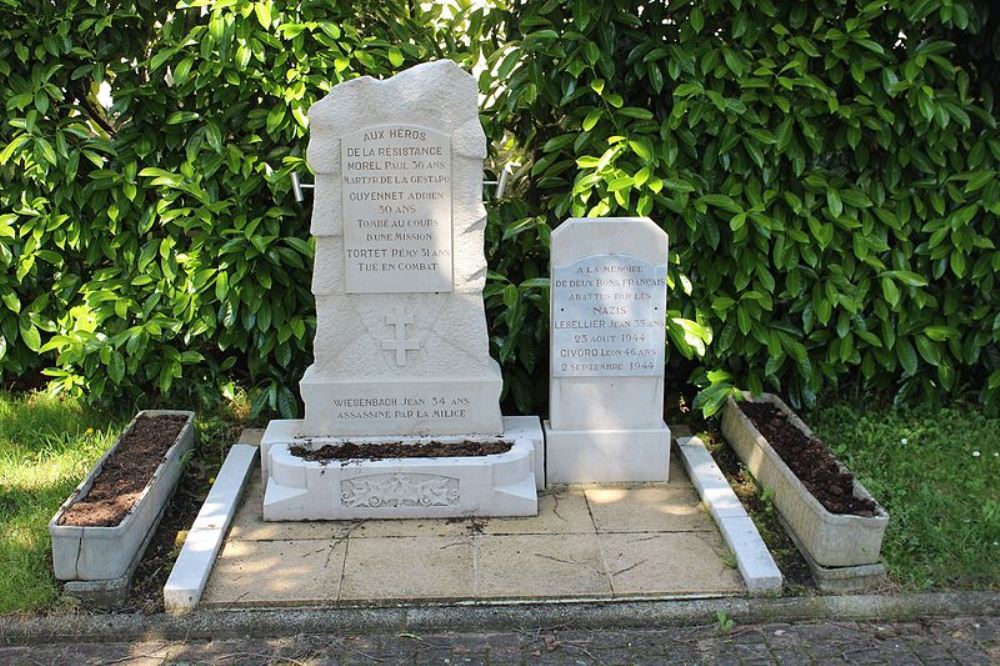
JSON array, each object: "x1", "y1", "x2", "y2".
[{"x1": 544, "y1": 217, "x2": 671, "y2": 483}]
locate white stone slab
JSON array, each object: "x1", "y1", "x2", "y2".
[
  {"x1": 545, "y1": 422, "x2": 671, "y2": 484},
  {"x1": 676, "y1": 435, "x2": 745, "y2": 518},
  {"x1": 263, "y1": 428, "x2": 536, "y2": 520},
  {"x1": 163, "y1": 444, "x2": 257, "y2": 613},
  {"x1": 545, "y1": 217, "x2": 670, "y2": 483},
  {"x1": 502, "y1": 415, "x2": 546, "y2": 490},
  {"x1": 552, "y1": 255, "x2": 666, "y2": 378},
  {"x1": 675, "y1": 435, "x2": 782, "y2": 596},
  {"x1": 299, "y1": 367, "x2": 502, "y2": 437},
  {"x1": 341, "y1": 124, "x2": 453, "y2": 293}
]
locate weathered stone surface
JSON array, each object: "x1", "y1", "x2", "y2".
[
  {"x1": 298, "y1": 59, "x2": 501, "y2": 437},
  {"x1": 263, "y1": 430, "x2": 537, "y2": 521},
  {"x1": 544, "y1": 217, "x2": 671, "y2": 482},
  {"x1": 204, "y1": 475, "x2": 747, "y2": 607}
]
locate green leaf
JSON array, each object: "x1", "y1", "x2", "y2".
[
  {"x1": 897, "y1": 337, "x2": 918, "y2": 375},
  {"x1": 690, "y1": 7, "x2": 705, "y2": 33},
  {"x1": 542, "y1": 134, "x2": 576, "y2": 152},
  {"x1": 607, "y1": 176, "x2": 633, "y2": 192},
  {"x1": 618, "y1": 107, "x2": 653, "y2": 120},
  {"x1": 701, "y1": 194, "x2": 742, "y2": 214},
  {"x1": 582, "y1": 109, "x2": 601, "y2": 132},
  {"x1": 826, "y1": 189, "x2": 843, "y2": 218},
  {"x1": 881, "y1": 277, "x2": 900, "y2": 307},
  {"x1": 254, "y1": 1, "x2": 272, "y2": 28},
  {"x1": 628, "y1": 139, "x2": 652, "y2": 161},
  {"x1": 964, "y1": 170, "x2": 995, "y2": 193},
  {"x1": 915, "y1": 335, "x2": 940, "y2": 366},
  {"x1": 166, "y1": 111, "x2": 199, "y2": 125},
  {"x1": 109, "y1": 351, "x2": 125, "y2": 383},
  {"x1": 884, "y1": 271, "x2": 928, "y2": 287},
  {"x1": 20, "y1": 321, "x2": 41, "y2": 352},
  {"x1": 266, "y1": 105, "x2": 285, "y2": 135},
  {"x1": 36, "y1": 138, "x2": 57, "y2": 165},
  {"x1": 989, "y1": 369, "x2": 1000, "y2": 390}
]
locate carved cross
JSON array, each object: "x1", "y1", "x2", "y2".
[{"x1": 382, "y1": 306, "x2": 420, "y2": 366}]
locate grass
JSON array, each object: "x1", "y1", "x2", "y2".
[
  {"x1": 810, "y1": 402, "x2": 1000, "y2": 591},
  {"x1": 1, "y1": 388, "x2": 996, "y2": 613},
  {"x1": 0, "y1": 392, "x2": 124, "y2": 613},
  {"x1": 0, "y1": 391, "x2": 244, "y2": 614}
]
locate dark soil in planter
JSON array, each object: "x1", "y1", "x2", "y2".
[
  {"x1": 124, "y1": 420, "x2": 243, "y2": 614},
  {"x1": 59, "y1": 414, "x2": 189, "y2": 528},
  {"x1": 290, "y1": 439, "x2": 513, "y2": 463},
  {"x1": 739, "y1": 401, "x2": 877, "y2": 517}
]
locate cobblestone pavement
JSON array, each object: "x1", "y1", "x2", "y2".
[{"x1": 1, "y1": 615, "x2": 996, "y2": 664}]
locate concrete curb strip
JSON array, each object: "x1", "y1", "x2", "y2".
[
  {"x1": 675, "y1": 435, "x2": 783, "y2": 596},
  {"x1": 2, "y1": 592, "x2": 997, "y2": 646},
  {"x1": 163, "y1": 444, "x2": 258, "y2": 613}
]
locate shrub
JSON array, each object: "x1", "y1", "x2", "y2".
[
  {"x1": 2, "y1": 0, "x2": 999, "y2": 418},
  {"x1": 0, "y1": 0, "x2": 478, "y2": 415},
  {"x1": 478, "y1": 0, "x2": 1000, "y2": 414}
]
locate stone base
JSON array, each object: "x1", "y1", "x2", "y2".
[
  {"x1": 299, "y1": 365, "x2": 504, "y2": 437},
  {"x1": 262, "y1": 421, "x2": 538, "y2": 521},
  {"x1": 64, "y1": 575, "x2": 131, "y2": 608},
  {"x1": 778, "y1": 513, "x2": 890, "y2": 593},
  {"x1": 500, "y1": 415, "x2": 546, "y2": 490},
  {"x1": 543, "y1": 421, "x2": 671, "y2": 484}
]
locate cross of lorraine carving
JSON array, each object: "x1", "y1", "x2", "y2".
[{"x1": 382, "y1": 306, "x2": 421, "y2": 366}]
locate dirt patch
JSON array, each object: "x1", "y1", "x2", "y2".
[
  {"x1": 738, "y1": 401, "x2": 876, "y2": 517},
  {"x1": 123, "y1": 419, "x2": 243, "y2": 614},
  {"x1": 290, "y1": 439, "x2": 513, "y2": 463},
  {"x1": 59, "y1": 414, "x2": 189, "y2": 528},
  {"x1": 703, "y1": 428, "x2": 815, "y2": 591}
]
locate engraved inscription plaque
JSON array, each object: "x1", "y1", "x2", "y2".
[
  {"x1": 341, "y1": 123, "x2": 453, "y2": 293},
  {"x1": 552, "y1": 254, "x2": 666, "y2": 377}
]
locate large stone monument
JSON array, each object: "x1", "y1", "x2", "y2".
[
  {"x1": 544, "y1": 217, "x2": 671, "y2": 483},
  {"x1": 261, "y1": 61, "x2": 541, "y2": 520}
]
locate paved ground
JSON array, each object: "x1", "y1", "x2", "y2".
[
  {"x1": 203, "y1": 456, "x2": 744, "y2": 607},
  {"x1": 2, "y1": 616, "x2": 996, "y2": 664}
]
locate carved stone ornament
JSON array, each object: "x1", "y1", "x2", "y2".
[{"x1": 340, "y1": 472, "x2": 460, "y2": 508}]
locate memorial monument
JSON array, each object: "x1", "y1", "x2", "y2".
[
  {"x1": 544, "y1": 217, "x2": 671, "y2": 483},
  {"x1": 260, "y1": 61, "x2": 541, "y2": 520}
]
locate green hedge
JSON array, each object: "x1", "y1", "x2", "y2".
[
  {"x1": 478, "y1": 0, "x2": 1000, "y2": 414},
  {"x1": 0, "y1": 0, "x2": 479, "y2": 415},
  {"x1": 2, "y1": 0, "x2": 999, "y2": 417}
]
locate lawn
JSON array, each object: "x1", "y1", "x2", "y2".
[
  {"x1": 0, "y1": 391, "x2": 243, "y2": 614},
  {"x1": 0, "y1": 392, "x2": 124, "y2": 613},
  {"x1": 0, "y1": 391, "x2": 996, "y2": 614},
  {"x1": 810, "y1": 403, "x2": 1000, "y2": 591}
]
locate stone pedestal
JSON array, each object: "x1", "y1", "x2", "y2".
[{"x1": 543, "y1": 217, "x2": 671, "y2": 484}]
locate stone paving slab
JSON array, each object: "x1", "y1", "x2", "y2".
[
  {"x1": 599, "y1": 532, "x2": 743, "y2": 596},
  {"x1": 203, "y1": 455, "x2": 744, "y2": 607},
  {"x1": 2, "y1": 616, "x2": 996, "y2": 665},
  {"x1": 203, "y1": 539, "x2": 347, "y2": 608}
]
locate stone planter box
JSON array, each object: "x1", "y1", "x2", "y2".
[
  {"x1": 721, "y1": 394, "x2": 888, "y2": 567},
  {"x1": 49, "y1": 410, "x2": 195, "y2": 583},
  {"x1": 262, "y1": 420, "x2": 537, "y2": 521}
]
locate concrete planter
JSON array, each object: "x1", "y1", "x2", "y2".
[
  {"x1": 261, "y1": 420, "x2": 537, "y2": 521},
  {"x1": 49, "y1": 410, "x2": 195, "y2": 582},
  {"x1": 721, "y1": 394, "x2": 888, "y2": 567}
]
